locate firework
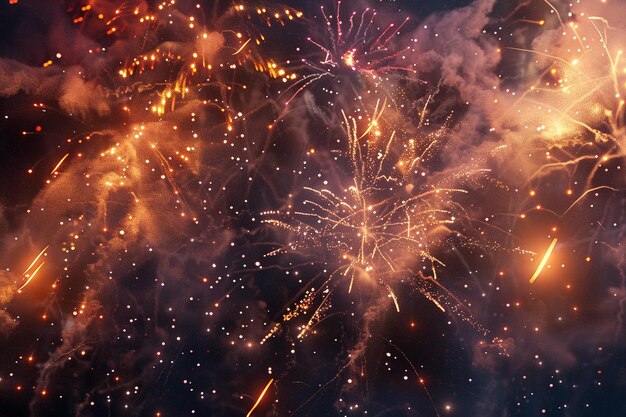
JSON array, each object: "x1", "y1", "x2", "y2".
[
  {"x1": 1, "y1": 1, "x2": 626, "y2": 416},
  {"x1": 261, "y1": 99, "x2": 494, "y2": 343},
  {"x1": 279, "y1": 2, "x2": 417, "y2": 106}
]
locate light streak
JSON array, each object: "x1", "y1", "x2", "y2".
[
  {"x1": 529, "y1": 238, "x2": 558, "y2": 284},
  {"x1": 22, "y1": 245, "x2": 49, "y2": 276},
  {"x1": 50, "y1": 153, "x2": 70, "y2": 175},
  {"x1": 233, "y1": 38, "x2": 251, "y2": 55},
  {"x1": 425, "y1": 293, "x2": 446, "y2": 312},
  {"x1": 563, "y1": 186, "x2": 623, "y2": 216},
  {"x1": 386, "y1": 284, "x2": 400, "y2": 312},
  {"x1": 245, "y1": 378, "x2": 273, "y2": 417},
  {"x1": 18, "y1": 262, "x2": 46, "y2": 293}
]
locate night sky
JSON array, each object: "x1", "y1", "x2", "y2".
[{"x1": 0, "y1": 1, "x2": 625, "y2": 416}]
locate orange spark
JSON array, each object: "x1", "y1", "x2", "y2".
[
  {"x1": 23, "y1": 246, "x2": 49, "y2": 276},
  {"x1": 425, "y1": 294, "x2": 446, "y2": 312},
  {"x1": 18, "y1": 246, "x2": 49, "y2": 293},
  {"x1": 529, "y1": 238, "x2": 558, "y2": 284},
  {"x1": 245, "y1": 378, "x2": 274, "y2": 417},
  {"x1": 50, "y1": 153, "x2": 70, "y2": 174},
  {"x1": 386, "y1": 284, "x2": 400, "y2": 312},
  {"x1": 18, "y1": 262, "x2": 45, "y2": 293},
  {"x1": 233, "y1": 38, "x2": 252, "y2": 55}
]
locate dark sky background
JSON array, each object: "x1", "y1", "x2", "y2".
[{"x1": 0, "y1": 1, "x2": 625, "y2": 417}]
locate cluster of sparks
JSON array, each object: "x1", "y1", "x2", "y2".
[
  {"x1": 1, "y1": 0, "x2": 626, "y2": 416},
  {"x1": 285, "y1": 2, "x2": 414, "y2": 104},
  {"x1": 261, "y1": 99, "x2": 492, "y2": 342}
]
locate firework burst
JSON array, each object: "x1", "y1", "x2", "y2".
[
  {"x1": 2, "y1": 1, "x2": 626, "y2": 416},
  {"x1": 261, "y1": 99, "x2": 496, "y2": 343},
  {"x1": 280, "y1": 1, "x2": 417, "y2": 106}
]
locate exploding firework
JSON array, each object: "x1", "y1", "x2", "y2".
[
  {"x1": 278, "y1": 1, "x2": 418, "y2": 106},
  {"x1": 1, "y1": 1, "x2": 626, "y2": 417},
  {"x1": 261, "y1": 98, "x2": 504, "y2": 345}
]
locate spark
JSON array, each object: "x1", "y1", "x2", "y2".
[
  {"x1": 563, "y1": 186, "x2": 624, "y2": 216},
  {"x1": 386, "y1": 284, "x2": 400, "y2": 312},
  {"x1": 50, "y1": 153, "x2": 70, "y2": 175},
  {"x1": 425, "y1": 293, "x2": 446, "y2": 312},
  {"x1": 529, "y1": 238, "x2": 558, "y2": 284},
  {"x1": 22, "y1": 245, "x2": 49, "y2": 276},
  {"x1": 233, "y1": 38, "x2": 252, "y2": 55},
  {"x1": 245, "y1": 378, "x2": 274, "y2": 417},
  {"x1": 18, "y1": 261, "x2": 46, "y2": 293}
]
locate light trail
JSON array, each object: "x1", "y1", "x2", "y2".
[
  {"x1": 233, "y1": 38, "x2": 251, "y2": 55},
  {"x1": 22, "y1": 245, "x2": 49, "y2": 276},
  {"x1": 18, "y1": 262, "x2": 45, "y2": 293},
  {"x1": 50, "y1": 153, "x2": 70, "y2": 175},
  {"x1": 245, "y1": 378, "x2": 274, "y2": 417},
  {"x1": 529, "y1": 238, "x2": 558, "y2": 284},
  {"x1": 425, "y1": 293, "x2": 446, "y2": 313}
]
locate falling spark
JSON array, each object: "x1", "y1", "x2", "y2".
[
  {"x1": 22, "y1": 246, "x2": 49, "y2": 276},
  {"x1": 245, "y1": 378, "x2": 274, "y2": 417},
  {"x1": 425, "y1": 293, "x2": 446, "y2": 312},
  {"x1": 233, "y1": 38, "x2": 252, "y2": 55},
  {"x1": 386, "y1": 284, "x2": 400, "y2": 312},
  {"x1": 18, "y1": 246, "x2": 49, "y2": 293},
  {"x1": 529, "y1": 238, "x2": 558, "y2": 284},
  {"x1": 50, "y1": 153, "x2": 70, "y2": 175},
  {"x1": 18, "y1": 262, "x2": 45, "y2": 293}
]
